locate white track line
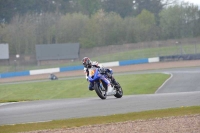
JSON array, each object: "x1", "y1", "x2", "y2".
[
  {"x1": 7, "y1": 120, "x2": 52, "y2": 125},
  {"x1": 0, "y1": 102, "x2": 16, "y2": 107},
  {"x1": 155, "y1": 72, "x2": 173, "y2": 94}
]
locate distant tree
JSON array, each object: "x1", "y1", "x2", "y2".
[
  {"x1": 55, "y1": 13, "x2": 89, "y2": 43},
  {"x1": 132, "y1": 0, "x2": 176, "y2": 24},
  {"x1": 184, "y1": 3, "x2": 200, "y2": 37},
  {"x1": 5, "y1": 14, "x2": 34, "y2": 55},
  {"x1": 102, "y1": 12, "x2": 125, "y2": 45},
  {"x1": 0, "y1": 0, "x2": 16, "y2": 23},
  {"x1": 195, "y1": 11, "x2": 200, "y2": 36},
  {"x1": 123, "y1": 17, "x2": 138, "y2": 43},
  {"x1": 80, "y1": 10, "x2": 125, "y2": 47},
  {"x1": 134, "y1": 9, "x2": 157, "y2": 41},
  {"x1": 0, "y1": 0, "x2": 72, "y2": 23},
  {"x1": 159, "y1": 2, "x2": 200, "y2": 39},
  {"x1": 79, "y1": 10, "x2": 102, "y2": 47},
  {"x1": 101, "y1": 0, "x2": 134, "y2": 18},
  {"x1": 133, "y1": 0, "x2": 176, "y2": 15},
  {"x1": 71, "y1": 0, "x2": 101, "y2": 17}
]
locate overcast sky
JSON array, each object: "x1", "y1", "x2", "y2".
[{"x1": 182, "y1": 0, "x2": 200, "y2": 5}]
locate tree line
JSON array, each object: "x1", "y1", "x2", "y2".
[
  {"x1": 0, "y1": 0, "x2": 199, "y2": 56},
  {"x1": 0, "y1": 0, "x2": 176, "y2": 23}
]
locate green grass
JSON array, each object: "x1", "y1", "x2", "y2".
[
  {"x1": 1, "y1": 44, "x2": 200, "y2": 73},
  {"x1": 93, "y1": 44, "x2": 200, "y2": 63},
  {"x1": 0, "y1": 106, "x2": 199, "y2": 133},
  {"x1": 0, "y1": 73, "x2": 170, "y2": 103}
]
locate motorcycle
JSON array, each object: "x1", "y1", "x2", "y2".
[
  {"x1": 87, "y1": 68, "x2": 123, "y2": 100},
  {"x1": 49, "y1": 73, "x2": 58, "y2": 80}
]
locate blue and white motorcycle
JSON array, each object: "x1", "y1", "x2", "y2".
[{"x1": 87, "y1": 68, "x2": 123, "y2": 100}]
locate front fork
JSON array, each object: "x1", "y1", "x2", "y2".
[
  {"x1": 99, "y1": 80, "x2": 106, "y2": 91},
  {"x1": 99, "y1": 79, "x2": 116, "y2": 92}
]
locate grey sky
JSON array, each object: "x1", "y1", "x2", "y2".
[{"x1": 182, "y1": 0, "x2": 200, "y2": 5}]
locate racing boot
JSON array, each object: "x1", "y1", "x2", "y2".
[
  {"x1": 111, "y1": 76, "x2": 119, "y2": 87},
  {"x1": 106, "y1": 84, "x2": 116, "y2": 96},
  {"x1": 89, "y1": 82, "x2": 94, "y2": 91},
  {"x1": 106, "y1": 72, "x2": 117, "y2": 86}
]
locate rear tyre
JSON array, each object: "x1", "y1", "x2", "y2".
[
  {"x1": 94, "y1": 83, "x2": 107, "y2": 100},
  {"x1": 114, "y1": 82, "x2": 123, "y2": 98}
]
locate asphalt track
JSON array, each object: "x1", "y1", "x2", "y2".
[{"x1": 0, "y1": 67, "x2": 200, "y2": 125}]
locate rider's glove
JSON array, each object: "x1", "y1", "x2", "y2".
[{"x1": 86, "y1": 75, "x2": 89, "y2": 81}]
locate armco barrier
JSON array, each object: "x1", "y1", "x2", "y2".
[
  {"x1": 101, "y1": 61, "x2": 119, "y2": 67},
  {"x1": 148, "y1": 57, "x2": 160, "y2": 63},
  {"x1": 0, "y1": 57, "x2": 160, "y2": 78},
  {"x1": 30, "y1": 68, "x2": 60, "y2": 75},
  {"x1": 0, "y1": 71, "x2": 30, "y2": 78},
  {"x1": 159, "y1": 54, "x2": 200, "y2": 62},
  {"x1": 119, "y1": 58, "x2": 148, "y2": 66},
  {"x1": 60, "y1": 65, "x2": 84, "y2": 72}
]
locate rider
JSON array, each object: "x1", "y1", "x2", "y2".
[
  {"x1": 82, "y1": 57, "x2": 117, "y2": 95},
  {"x1": 49, "y1": 73, "x2": 58, "y2": 80}
]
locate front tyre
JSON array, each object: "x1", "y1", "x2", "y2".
[
  {"x1": 94, "y1": 82, "x2": 107, "y2": 100},
  {"x1": 114, "y1": 82, "x2": 123, "y2": 98}
]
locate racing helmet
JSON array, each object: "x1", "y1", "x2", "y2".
[{"x1": 82, "y1": 57, "x2": 92, "y2": 68}]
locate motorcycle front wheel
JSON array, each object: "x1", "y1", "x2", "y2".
[{"x1": 94, "y1": 82, "x2": 107, "y2": 100}]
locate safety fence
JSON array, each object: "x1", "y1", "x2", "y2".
[{"x1": 0, "y1": 57, "x2": 159, "y2": 78}]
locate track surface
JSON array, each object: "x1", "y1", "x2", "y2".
[{"x1": 0, "y1": 67, "x2": 200, "y2": 125}]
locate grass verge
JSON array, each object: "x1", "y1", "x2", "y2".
[
  {"x1": 0, "y1": 73, "x2": 170, "y2": 103},
  {"x1": 0, "y1": 106, "x2": 199, "y2": 133}
]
